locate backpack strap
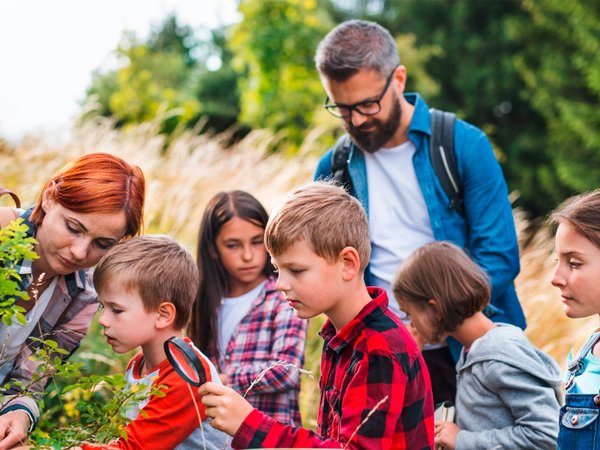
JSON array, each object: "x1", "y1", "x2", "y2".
[
  {"x1": 331, "y1": 134, "x2": 353, "y2": 190},
  {"x1": 0, "y1": 187, "x2": 21, "y2": 208},
  {"x1": 429, "y1": 109, "x2": 464, "y2": 216},
  {"x1": 329, "y1": 109, "x2": 464, "y2": 216}
]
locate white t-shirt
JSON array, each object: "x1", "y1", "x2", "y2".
[
  {"x1": 217, "y1": 280, "x2": 266, "y2": 360},
  {"x1": 365, "y1": 141, "x2": 435, "y2": 319}
]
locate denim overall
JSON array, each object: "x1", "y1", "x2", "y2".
[{"x1": 558, "y1": 331, "x2": 600, "y2": 449}]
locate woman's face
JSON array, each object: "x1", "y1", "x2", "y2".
[{"x1": 34, "y1": 196, "x2": 127, "y2": 278}]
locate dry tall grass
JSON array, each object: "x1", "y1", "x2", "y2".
[{"x1": 1, "y1": 119, "x2": 595, "y2": 426}]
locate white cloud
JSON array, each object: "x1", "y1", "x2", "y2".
[{"x1": 0, "y1": 0, "x2": 239, "y2": 142}]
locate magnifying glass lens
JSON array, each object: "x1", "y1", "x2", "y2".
[{"x1": 164, "y1": 337, "x2": 207, "y2": 387}]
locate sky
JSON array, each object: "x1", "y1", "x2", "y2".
[{"x1": 0, "y1": 0, "x2": 240, "y2": 143}]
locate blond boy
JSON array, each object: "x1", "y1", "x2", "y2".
[
  {"x1": 79, "y1": 235, "x2": 227, "y2": 450},
  {"x1": 199, "y1": 182, "x2": 434, "y2": 449}
]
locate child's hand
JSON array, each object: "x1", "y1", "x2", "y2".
[
  {"x1": 198, "y1": 381, "x2": 254, "y2": 436},
  {"x1": 218, "y1": 372, "x2": 228, "y2": 385},
  {"x1": 434, "y1": 420, "x2": 459, "y2": 450}
]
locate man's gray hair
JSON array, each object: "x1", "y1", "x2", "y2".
[{"x1": 315, "y1": 20, "x2": 399, "y2": 81}]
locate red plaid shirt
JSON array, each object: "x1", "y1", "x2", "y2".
[
  {"x1": 232, "y1": 287, "x2": 435, "y2": 449},
  {"x1": 217, "y1": 275, "x2": 307, "y2": 426}
]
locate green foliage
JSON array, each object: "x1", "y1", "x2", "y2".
[
  {"x1": 77, "y1": 1, "x2": 600, "y2": 214},
  {"x1": 0, "y1": 220, "x2": 156, "y2": 448},
  {"x1": 194, "y1": 27, "x2": 246, "y2": 136},
  {"x1": 84, "y1": 15, "x2": 243, "y2": 139},
  {"x1": 84, "y1": 15, "x2": 200, "y2": 134},
  {"x1": 508, "y1": 0, "x2": 600, "y2": 208},
  {"x1": 0, "y1": 218, "x2": 37, "y2": 326},
  {"x1": 32, "y1": 365, "x2": 162, "y2": 448},
  {"x1": 230, "y1": 0, "x2": 334, "y2": 149},
  {"x1": 328, "y1": 0, "x2": 600, "y2": 215}
]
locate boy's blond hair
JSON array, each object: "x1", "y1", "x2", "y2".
[
  {"x1": 94, "y1": 235, "x2": 199, "y2": 329},
  {"x1": 265, "y1": 181, "x2": 370, "y2": 271}
]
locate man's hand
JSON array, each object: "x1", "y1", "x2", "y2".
[
  {"x1": 0, "y1": 410, "x2": 30, "y2": 450},
  {"x1": 434, "y1": 420, "x2": 460, "y2": 450},
  {"x1": 198, "y1": 382, "x2": 254, "y2": 436}
]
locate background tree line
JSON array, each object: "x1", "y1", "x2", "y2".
[{"x1": 83, "y1": 0, "x2": 600, "y2": 217}]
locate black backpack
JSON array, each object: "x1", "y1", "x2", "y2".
[{"x1": 330, "y1": 108, "x2": 465, "y2": 216}]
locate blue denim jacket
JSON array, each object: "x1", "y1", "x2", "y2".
[{"x1": 315, "y1": 93, "x2": 526, "y2": 330}]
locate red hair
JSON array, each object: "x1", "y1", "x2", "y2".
[{"x1": 30, "y1": 153, "x2": 145, "y2": 237}]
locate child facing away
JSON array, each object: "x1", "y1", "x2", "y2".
[
  {"x1": 550, "y1": 190, "x2": 600, "y2": 449},
  {"x1": 392, "y1": 241, "x2": 562, "y2": 450},
  {"x1": 78, "y1": 235, "x2": 228, "y2": 450},
  {"x1": 187, "y1": 190, "x2": 307, "y2": 426},
  {"x1": 194, "y1": 182, "x2": 435, "y2": 449}
]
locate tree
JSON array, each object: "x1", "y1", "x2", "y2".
[
  {"x1": 328, "y1": 0, "x2": 561, "y2": 215},
  {"x1": 229, "y1": 0, "x2": 334, "y2": 148},
  {"x1": 194, "y1": 27, "x2": 246, "y2": 136},
  {"x1": 508, "y1": 0, "x2": 600, "y2": 207},
  {"x1": 84, "y1": 15, "x2": 202, "y2": 135}
]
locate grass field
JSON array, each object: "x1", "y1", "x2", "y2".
[{"x1": 1, "y1": 118, "x2": 595, "y2": 428}]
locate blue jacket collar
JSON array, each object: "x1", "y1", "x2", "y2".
[{"x1": 405, "y1": 92, "x2": 432, "y2": 138}]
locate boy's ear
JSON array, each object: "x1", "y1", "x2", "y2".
[
  {"x1": 155, "y1": 301, "x2": 177, "y2": 330},
  {"x1": 339, "y1": 246, "x2": 361, "y2": 281}
]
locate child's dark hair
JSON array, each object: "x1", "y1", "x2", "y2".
[
  {"x1": 392, "y1": 241, "x2": 490, "y2": 341},
  {"x1": 94, "y1": 235, "x2": 198, "y2": 330},
  {"x1": 549, "y1": 189, "x2": 600, "y2": 249},
  {"x1": 187, "y1": 190, "x2": 274, "y2": 359}
]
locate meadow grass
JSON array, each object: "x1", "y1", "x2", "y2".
[{"x1": 1, "y1": 118, "x2": 595, "y2": 428}]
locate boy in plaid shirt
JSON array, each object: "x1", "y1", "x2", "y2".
[{"x1": 198, "y1": 182, "x2": 434, "y2": 449}]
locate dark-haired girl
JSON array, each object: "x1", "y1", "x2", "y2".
[{"x1": 187, "y1": 191, "x2": 307, "y2": 427}]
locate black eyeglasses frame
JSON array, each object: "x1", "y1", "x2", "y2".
[{"x1": 324, "y1": 65, "x2": 399, "y2": 119}]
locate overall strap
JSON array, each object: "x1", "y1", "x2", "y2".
[{"x1": 565, "y1": 330, "x2": 600, "y2": 390}]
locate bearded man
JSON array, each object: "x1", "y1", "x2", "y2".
[{"x1": 314, "y1": 20, "x2": 526, "y2": 406}]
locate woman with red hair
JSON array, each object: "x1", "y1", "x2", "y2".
[{"x1": 0, "y1": 153, "x2": 145, "y2": 449}]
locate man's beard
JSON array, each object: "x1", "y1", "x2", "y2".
[{"x1": 345, "y1": 93, "x2": 402, "y2": 154}]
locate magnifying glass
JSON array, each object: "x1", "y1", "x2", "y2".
[{"x1": 164, "y1": 337, "x2": 208, "y2": 386}]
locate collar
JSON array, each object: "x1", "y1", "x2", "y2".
[
  {"x1": 320, "y1": 287, "x2": 389, "y2": 353},
  {"x1": 263, "y1": 274, "x2": 278, "y2": 295},
  {"x1": 405, "y1": 92, "x2": 432, "y2": 137},
  {"x1": 245, "y1": 274, "x2": 278, "y2": 310}
]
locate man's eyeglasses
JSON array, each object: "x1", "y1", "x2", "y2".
[{"x1": 324, "y1": 65, "x2": 399, "y2": 119}]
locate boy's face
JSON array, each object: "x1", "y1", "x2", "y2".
[
  {"x1": 98, "y1": 280, "x2": 159, "y2": 354},
  {"x1": 271, "y1": 240, "x2": 345, "y2": 321},
  {"x1": 397, "y1": 299, "x2": 440, "y2": 345}
]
